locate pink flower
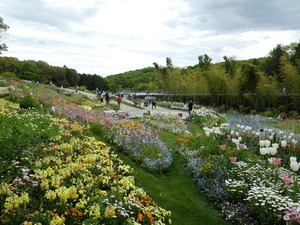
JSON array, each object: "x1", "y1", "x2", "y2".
[
  {"x1": 273, "y1": 158, "x2": 282, "y2": 165},
  {"x1": 239, "y1": 144, "x2": 246, "y2": 149},
  {"x1": 281, "y1": 176, "x2": 293, "y2": 184},
  {"x1": 226, "y1": 135, "x2": 231, "y2": 140},
  {"x1": 219, "y1": 145, "x2": 226, "y2": 151},
  {"x1": 229, "y1": 157, "x2": 237, "y2": 164}
]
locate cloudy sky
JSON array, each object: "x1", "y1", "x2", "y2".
[{"x1": 1, "y1": 0, "x2": 300, "y2": 77}]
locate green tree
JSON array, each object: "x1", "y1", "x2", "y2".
[
  {"x1": 64, "y1": 65, "x2": 80, "y2": 87},
  {"x1": 264, "y1": 44, "x2": 286, "y2": 84},
  {"x1": 198, "y1": 54, "x2": 212, "y2": 71},
  {"x1": 0, "y1": 17, "x2": 9, "y2": 54},
  {"x1": 166, "y1": 57, "x2": 173, "y2": 68},
  {"x1": 256, "y1": 72, "x2": 279, "y2": 109},
  {"x1": 280, "y1": 55, "x2": 300, "y2": 111},
  {"x1": 223, "y1": 55, "x2": 236, "y2": 77},
  {"x1": 17, "y1": 60, "x2": 39, "y2": 81},
  {"x1": 36, "y1": 60, "x2": 52, "y2": 83}
]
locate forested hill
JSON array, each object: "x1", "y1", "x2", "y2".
[
  {"x1": 104, "y1": 67, "x2": 157, "y2": 92},
  {"x1": 104, "y1": 56, "x2": 266, "y2": 93}
]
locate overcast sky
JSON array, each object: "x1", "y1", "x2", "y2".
[{"x1": 1, "y1": 0, "x2": 300, "y2": 77}]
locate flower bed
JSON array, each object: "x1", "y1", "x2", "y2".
[
  {"x1": 143, "y1": 111, "x2": 188, "y2": 134},
  {"x1": 8, "y1": 86, "x2": 173, "y2": 173},
  {"x1": 0, "y1": 98, "x2": 172, "y2": 224},
  {"x1": 177, "y1": 120, "x2": 300, "y2": 225}
]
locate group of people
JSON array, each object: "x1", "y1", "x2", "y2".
[
  {"x1": 144, "y1": 96, "x2": 156, "y2": 109},
  {"x1": 93, "y1": 88, "x2": 195, "y2": 115},
  {"x1": 96, "y1": 88, "x2": 111, "y2": 104}
]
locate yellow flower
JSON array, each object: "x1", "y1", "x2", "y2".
[{"x1": 104, "y1": 205, "x2": 116, "y2": 218}]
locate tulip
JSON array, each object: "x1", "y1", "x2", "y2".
[
  {"x1": 205, "y1": 131, "x2": 210, "y2": 137},
  {"x1": 281, "y1": 140, "x2": 287, "y2": 148},
  {"x1": 290, "y1": 157, "x2": 297, "y2": 163},
  {"x1": 272, "y1": 143, "x2": 279, "y2": 149},
  {"x1": 292, "y1": 139, "x2": 298, "y2": 146},
  {"x1": 219, "y1": 145, "x2": 226, "y2": 151},
  {"x1": 290, "y1": 161, "x2": 300, "y2": 171},
  {"x1": 269, "y1": 147, "x2": 277, "y2": 155},
  {"x1": 260, "y1": 147, "x2": 267, "y2": 155},
  {"x1": 264, "y1": 140, "x2": 271, "y2": 147},
  {"x1": 259, "y1": 140, "x2": 265, "y2": 147},
  {"x1": 229, "y1": 157, "x2": 237, "y2": 163},
  {"x1": 281, "y1": 176, "x2": 293, "y2": 184}
]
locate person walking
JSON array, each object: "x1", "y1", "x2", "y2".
[
  {"x1": 105, "y1": 91, "x2": 110, "y2": 104},
  {"x1": 151, "y1": 96, "x2": 156, "y2": 109},
  {"x1": 117, "y1": 95, "x2": 122, "y2": 107},
  {"x1": 188, "y1": 100, "x2": 194, "y2": 115}
]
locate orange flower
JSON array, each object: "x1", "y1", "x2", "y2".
[{"x1": 137, "y1": 213, "x2": 143, "y2": 222}]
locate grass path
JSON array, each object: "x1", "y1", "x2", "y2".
[{"x1": 115, "y1": 129, "x2": 231, "y2": 225}]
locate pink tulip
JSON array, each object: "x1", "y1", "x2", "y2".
[
  {"x1": 281, "y1": 176, "x2": 293, "y2": 184},
  {"x1": 272, "y1": 158, "x2": 282, "y2": 165},
  {"x1": 219, "y1": 145, "x2": 226, "y2": 151},
  {"x1": 229, "y1": 157, "x2": 237, "y2": 163}
]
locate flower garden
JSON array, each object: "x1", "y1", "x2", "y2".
[{"x1": 1, "y1": 81, "x2": 300, "y2": 225}]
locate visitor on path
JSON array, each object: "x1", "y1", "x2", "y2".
[
  {"x1": 188, "y1": 100, "x2": 194, "y2": 115},
  {"x1": 105, "y1": 91, "x2": 110, "y2": 104},
  {"x1": 151, "y1": 96, "x2": 156, "y2": 109},
  {"x1": 117, "y1": 95, "x2": 122, "y2": 107}
]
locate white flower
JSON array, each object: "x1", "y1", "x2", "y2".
[
  {"x1": 259, "y1": 140, "x2": 265, "y2": 147},
  {"x1": 260, "y1": 147, "x2": 267, "y2": 155},
  {"x1": 290, "y1": 157, "x2": 297, "y2": 163},
  {"x1": 269, "y1": 147, "x2": 277, "y2": 155},
  {"x1": 264, "y1": 140, "x2": 271, "y2": 147},
  {"x1": 290, "y1": 161, "x2": 300, "y2": 172},
  {"x1": 281, "y1": 140, "x2": 287, "y2": 148}
]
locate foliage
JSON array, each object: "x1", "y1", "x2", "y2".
[{"x1": 0, "y1": 17, "x2": 9, "y2": 54}]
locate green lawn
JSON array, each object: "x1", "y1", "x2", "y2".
[{"x1": 115, "y1": 129, "x2": 231, "y2": 225}]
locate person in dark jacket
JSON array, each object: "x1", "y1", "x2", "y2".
[{"x1": 188, "y1": 100, "x2": 194, "y2": 115}]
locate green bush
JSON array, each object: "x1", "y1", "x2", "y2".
[{"x1": 18, "y1": 95, "x2": 40, "y2": 110}]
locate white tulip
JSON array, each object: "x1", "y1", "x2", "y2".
[
  {"x1": 264, "y1": 140, "x2": 271, "y2": 147},
  {"x1": 290, "y1": 157, "x2": 297, "y2": 163},
  {"x1": 281, "y1": 140, "x2": 287, "y2": 148},
  {"x1": 269, "y1": 147, "x2": 277, "y2": 155},
  {"x1": 260, "y1": 147, "x2": 267, "y2": 155},
  {"x1": 272, "y1": 143, "x2": 279, "y2": 149},
  {"x1": 259, "y1": 140, "x2": 265, "y2": 147},
  {"x1": 205, "y1": 131, "x2": 210, "y2": 137},
  {"x1": 290, "y1": 161, "x2": 300, "y2": 171},
  {"x1": 269, "y1": 135, "x2": 274, "y2": 140},
  {"x1": 238, "y1": 136, "x2": 242, "y2": 142}
]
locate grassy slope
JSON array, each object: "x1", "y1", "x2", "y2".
[{"x1": 116, "y1": 129, "x2": 230, "y2": 225}]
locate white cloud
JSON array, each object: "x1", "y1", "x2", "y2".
[{"x1": 1, "y1": 0, "x2": 300, "y2": 76}]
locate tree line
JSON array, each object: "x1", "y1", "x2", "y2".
[{"x1": 0, "y1": 57, "x2": 108, "y2": 91}]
